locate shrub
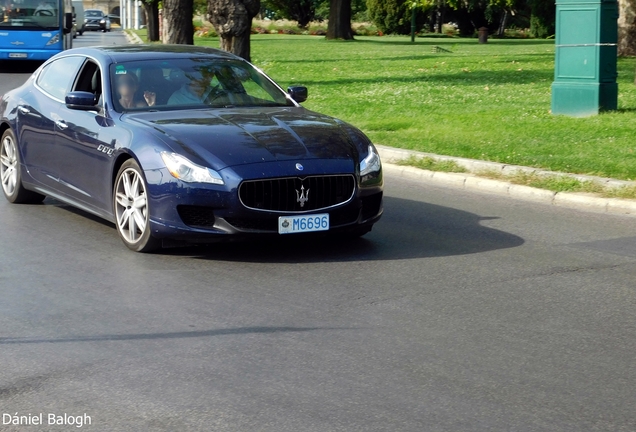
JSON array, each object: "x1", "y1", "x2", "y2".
[{"x1": 367, "y1": 0, "x2": 426, "y2": 35}]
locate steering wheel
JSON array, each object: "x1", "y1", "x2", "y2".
[
  {"x1": 34, "y1": 9, "x2": 54, "y2": 16},
  {"x1": 205, "y1": 87, "x2": 229, "y2": 103}
]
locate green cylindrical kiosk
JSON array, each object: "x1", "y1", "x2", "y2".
[{"x1": 551, "y1": 0, "x2": 619, "y2": 117}]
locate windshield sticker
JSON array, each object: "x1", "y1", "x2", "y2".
[{"x1": 115, "y1": 65, "x2": 127, "y2": 75}]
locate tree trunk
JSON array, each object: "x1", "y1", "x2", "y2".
[
  {"x1": 618, "y1": 0, "x2": 636, "y2": 56},
  {"x1": 435, "y1": 0, "x2": 444, "y2": 33},
  {"x1": 436, "y1": 7, "x2": 444, "y2": 33},
  {"x1": 326, "y1": 0, "x2": 353, "y2": 40},
  {"x1": 497, "y1": 9, "x2": 508, "y2": 38},
  {"x1": 428, "y1": 9, "x2": 435, "y2": 33},
  {"x1": 208, "y1": 0, "x2": 260, "y2": 61},
  {"x1": 162, "y1": 0, "x2": 194, "y2": 44},
  {"x1": 142, "y1": 0, "x2": 160, "y2": 42}
]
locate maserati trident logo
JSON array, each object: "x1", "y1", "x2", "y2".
[
  {"x1": 10, "y1": 41, "x2": 24, "y2": 45},
  {"x1": 296, "y1": 185, "x2": 310, "y2": 208}
]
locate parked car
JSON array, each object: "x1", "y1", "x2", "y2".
[
  {"x1": 83, "y1": 9, "x2": 110, "y2": 32},
  {"x1": 0, "y1": 45, "x2": 383, "y2": 252}
]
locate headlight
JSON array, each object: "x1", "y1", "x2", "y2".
[
  {"x1": 45, "y1": 33, "x2": 60, "y2": 46},
  {"x1": 359, "y1": 145, "x2": 381, "y2": 176},
  {"x1": 100, "y1": 19, "x2": 105, "y2": 23},
  {"x1": 160, "y1": 152, "x2": 224, "y2": 185}
]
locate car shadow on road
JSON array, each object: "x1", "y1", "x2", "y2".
[{"x1": 166, "y1": 196, "x2": 525, "y2": 262}]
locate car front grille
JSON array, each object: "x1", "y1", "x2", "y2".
[{"x1": 238, "y1": 175, "x2": 355, "y2": 213}]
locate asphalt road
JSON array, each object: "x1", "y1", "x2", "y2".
[{"x1": 1, "y1": 31, "x2": 636, "y2": 431}]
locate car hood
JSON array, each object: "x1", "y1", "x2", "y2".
[{"x1": 124, "y1": 108, "x2": 356, "y2": 169}]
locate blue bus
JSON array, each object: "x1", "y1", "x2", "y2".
[{"x1": 0, "y1": 0, "x2": 73, "y2": 60}]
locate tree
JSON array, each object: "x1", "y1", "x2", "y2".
[
  {"x1": 208, "y1": 0, "x2": 260, "y2": 61},
  {"x1": 618, "y1": 0, "x2": 636, "y2": 56},
  {"x1": 528, "y1": 0, "x2": 554, "y2": 38},
  {"x1": 262, "y1": 0, "x2": 321, "y2": 28},
  {"x1": 488, "y1": 0, "x2": 524, "y2": 37},
  {"x1": 327, "y1": 0, "x2": 353, "y2": 39},
  {"x1": 141, "y1": 0, "x2": 160, "y2": 42},
  {"x1": 368, "y1": 0, "x2": 428, "y2": 35},
  {"x1": 162, "y1": 0, "x2": 194, "y2": 44},
  {"x1": 443, "y1": 0, "x2": 527, "y2": 36},
  {"x1": 368, "y1": 0, "x2": 407, "y2": 34}
]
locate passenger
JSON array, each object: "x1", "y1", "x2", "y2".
[
  {"x1": 116, "y1": 72, "x2": 155, "y2": 109},
  {"x1": 142, "y1": 88, "x2": 157, "y2": 107}
]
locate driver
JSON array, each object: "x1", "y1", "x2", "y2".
[
  {"x1": 33, "y1": 0, "x2": 54, "y2": 15},
  {"x1": 168, "y1": 74, "x2": 215, "y2": 104},
  {"x1": 167, "y1": 69, "x2": 225, "y2": 105}
]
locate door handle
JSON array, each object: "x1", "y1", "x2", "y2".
[
  {"x1": 18, "y1": 106, "x2": 30, "y2": 114},
  {"x1": 55, "y1": 120, "x2": 68, "y2": 130}
]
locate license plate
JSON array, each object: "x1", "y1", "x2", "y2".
[
  {"x1": 278, "y1": 213, "x2": 329, "y2": 234},
  {"x1": 9, "y1": 53, "x2": 27, "y2": 58}
]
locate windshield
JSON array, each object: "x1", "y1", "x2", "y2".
[
  {"x1": 0, "y1": 0, "x2": 60, "y2": 29},
  {"x1": 85, "y1": 10, "x2": 102, "y2": 17},
  {"x1": 110, "y1": 58, "x2": 293, "y2": 112}
]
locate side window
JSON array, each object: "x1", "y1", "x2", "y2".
[
  {"x1": 73, "y1": 60, "x2": 102, "y2": 101},
  {"x1": 36, "y1": 56, "x2": 85, "y2": 101}
]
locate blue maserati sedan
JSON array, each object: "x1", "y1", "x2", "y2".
[{"x1": 0, "y1": 45, "x2": 383, "y2": 252}]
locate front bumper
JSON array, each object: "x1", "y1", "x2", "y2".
[
  {"x1": 145, "y1": 163, "x2": 383, "y2": 244},
  {"x1": 84, "y1": 22, "x2": 106, "y2": 30},
  {"x1": 0, "y1": 49, "x2": 59, "y2": 61}
]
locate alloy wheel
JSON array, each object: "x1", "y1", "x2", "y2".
[
  {"x1": 0, "y1": 134, "x2": 18, "y2": 197},
  {"x1": 114, "y1": 167, "x2": 149, "y2": 244}
]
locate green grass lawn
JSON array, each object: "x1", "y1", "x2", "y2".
[{"x1": 189, "y1": 34, "x2": 636, "y2": 180}]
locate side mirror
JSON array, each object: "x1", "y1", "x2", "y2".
[
  {"x1": 287, "y1": 86, "x2": 308, "y2": 103},
  {"x1": 64, "y1": 12, "x2": 73, "y2": 33},
  {"x1": 66, "y1": 91, "x2": 98, "y2": 111}
]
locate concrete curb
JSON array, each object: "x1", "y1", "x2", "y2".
[
  {"x1": 124, "y1": 29, "x2": 144, "y2": 45},
  {"x1": 378, "y1": 147, "x2": 636, "y2": 217},
  {"x1": 377, "y1": 146, "x2": 636, "y2": 190}
]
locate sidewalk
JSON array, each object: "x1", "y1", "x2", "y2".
[{"x1": 377, "y1": 145, "x2": 636, "y2": 217}]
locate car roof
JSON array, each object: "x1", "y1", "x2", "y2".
[{"x1": 60, "y1": 44, "x2": 242, "y2": 64}]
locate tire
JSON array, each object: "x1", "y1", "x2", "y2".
[
  {"x1": 113, "y1": 159, "x2": 160, "y2": 252},
  {"x1": 1, "y1": 129, "x2": 45, "y2": 204}
]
